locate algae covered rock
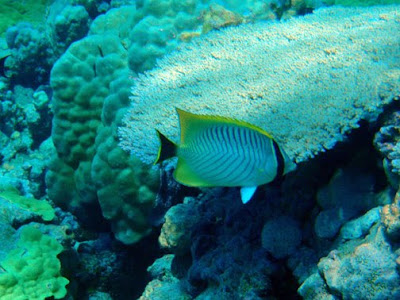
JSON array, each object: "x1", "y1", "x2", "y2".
[
  {"x1": 319, "y1": 227, "x2": 400, "y2": 299},
  {"x1": 314, "y1": 165, "x2": 382, "y2": 239},
  {"x1": 381, "y1": 189, "x2": 400, "y2": 241},
  {"x1": 0, "y1": 0, "x2": 50, "y2": 36},
  {"x1": 159, "y1": 200, "x2": 200, "y2": 255},
  {"x1": 299, "y1": 214, "x2": 400, "y2": 300},
  {"x1": 0, "y1": 186, "x2": 55, "y2": 221},
  {"x1": 140, "y1": 254, "x2": 191, "y2": 300}
]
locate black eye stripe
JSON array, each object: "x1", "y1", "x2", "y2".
[{"x1": 273, "y1": 140, "x2": 284, "y2": 181}]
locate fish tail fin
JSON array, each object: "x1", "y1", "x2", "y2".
[{"x1": 154, "y1": 130, "x2": 177, "y2": 165}]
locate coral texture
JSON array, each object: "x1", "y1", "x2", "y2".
[
  {"x1": 0, "y1": 0, "x2": 49, "y2": 36},
  {"x1": 0, "y1": 225, "x2": 69, "y2": 300},
  {"x1": 374, "y1": 109, "x2": 400, "y2": 189},
  {"x1": 300, "y1": 222, "x2": 400, "y2": 299},
  {"x1": 47, "y1": 5, "x2": 160, "y2": 244},
  {"x1": 5, "y1": 23, "x2": 55, "y2": 86},
  {"x1": 0, "y1": 187, "x2": 55, "y2": 221},
  {"x1": 159, "y1": 201, "x2": 200, "y2": 255}
]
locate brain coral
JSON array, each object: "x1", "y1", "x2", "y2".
[{"x1": 119, "y1": 5, "x2": 400, "y2": 165}]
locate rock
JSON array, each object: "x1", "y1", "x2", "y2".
[
  {"x1": 287, "y1": 247, "x2": 318, "y2": 284},
  {"x1": 159, "y1": 200, "x2": 200, "y2": 255},
  {"x1": 301, "y1": 224, "x2": 400, "y2": 300},
  {"x1": 261, "y1": 216, "x2": 302, "y2": 259},
  {"x1": 339, "y1": 207, "x2": 381, "y2": 241},
  {"x1": 381, "y1": 190, "x2": 400, "y2": 241},
  {"x1": 298, "y1": 273, "x2": 336, "y2": 300}
]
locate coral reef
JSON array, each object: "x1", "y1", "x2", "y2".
[
  {"x1": 138, "y1": 112, "x2": 400, "y2": 299},
  {"x1": 0, "y1": 183, "x2": 76, "y2": 299},
  {"x1": 0, "y1": 85, "x2": 52, "y2": 197},
  {"x1": 159, "y1": 199, "x2": 201, "y2": 255},
  {"x1": 139, "y1": 144, "x2": 400, "y2": 299},
  {"x1": 0, "y1": 186, "x2": 55, "y2": 221},
  {"x1": 141, "y1": 188, "x2": 283, "y2": 299},
  {"x1": 47, "y1": 4, "x2": 90, "y2": 56},
  {"x1": 1, "y1": 0, "x2": 400, "y2": 299},
  {"x1": 334, "y1": 0, "x2": 400, "y2": 5},
  {"x1": 2, "y1": 0, "x2": 114, "y2": 89},
  {"x1": 47, "y1": 0, "x2": 287, "y2": 245},
  {"x1": 140, "y1": 255, "x2": 191, "y2": 300},
  {"x1": 381, "y1": 189, "x2": 400, "y2": 241}
]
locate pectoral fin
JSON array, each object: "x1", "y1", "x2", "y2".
[{"x1": 240, "y1": 186, "x2": 257, "y2": 204}]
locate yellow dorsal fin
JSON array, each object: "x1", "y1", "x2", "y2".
[{"x1": 176, "y1": 108, "x2": 273, "y2": 145}]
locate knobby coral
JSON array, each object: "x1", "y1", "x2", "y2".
[{"x1": 0, "y1": 226, "x2": 69, "y2": 300}]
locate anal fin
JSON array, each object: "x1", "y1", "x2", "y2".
[{"x1": 240, "y1": 186, "x2": 257, "y2": 204}]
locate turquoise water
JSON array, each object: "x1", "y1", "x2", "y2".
[{"x1": 0, "y1": 1, "x2": 399, "y2": 299}]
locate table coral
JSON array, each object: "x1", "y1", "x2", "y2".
[
  {"x1": 47, "y1": 1, "x2": 276, "y2": 245},
  {"x1": 45, "y1": 0, "x2": 324, "y2": 245},
  {"x1": 119, "y1": 5, "x2": 400, "y2": 165}
]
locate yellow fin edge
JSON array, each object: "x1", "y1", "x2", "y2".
[{"x1": 176, "y1": 108, "x2": 274, "y2": 140}]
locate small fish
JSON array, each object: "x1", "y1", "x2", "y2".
[{"x1": 155, "y1": 109, "x2": 296, "y2": 203}]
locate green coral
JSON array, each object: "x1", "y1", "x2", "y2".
[
  {"x1": 0, "y1": 226, "x2": 69, "y2": 300},
  {"x1": 0, "y1": 187, "x2": 55, "y2": 221},
  {"x1": 0, "y1": 0, "x2": 50, "y2": 36},
  {"x1": 47, "y1": 9, "x2": 160, "y2": 244}
]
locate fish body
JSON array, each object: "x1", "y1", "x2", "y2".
[{"x1": 155, "y1": 109, "x2": 296, "y2": 203}]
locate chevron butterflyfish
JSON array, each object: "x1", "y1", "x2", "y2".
[{"x1": 155, "y1": 108, "x2": 296, "y2": 203}]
